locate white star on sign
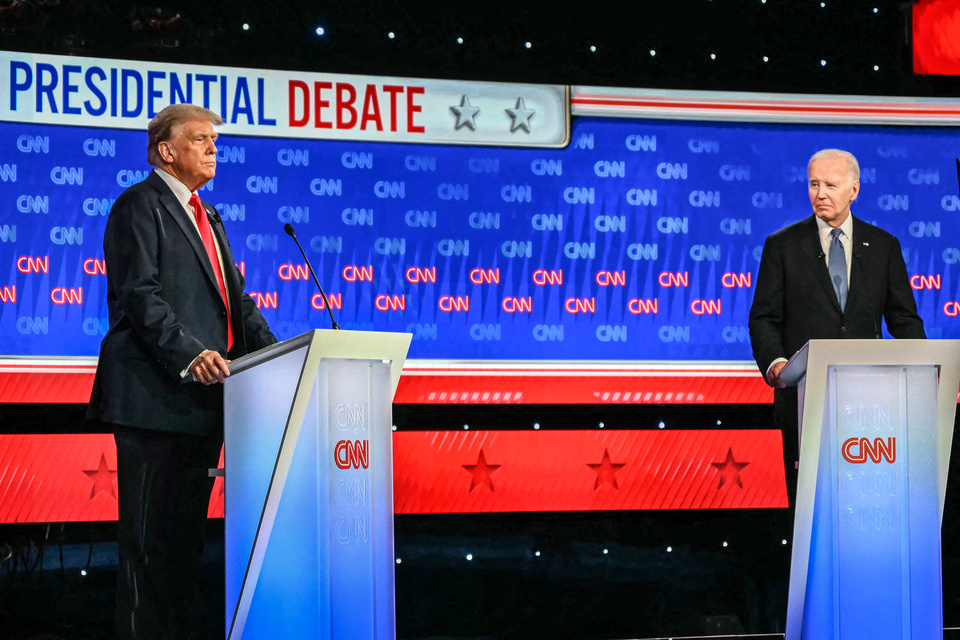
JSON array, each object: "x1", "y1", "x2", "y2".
[
  {"x1": 450, "y1": 95, "x2": 480, "y2": 130},
  {"x1": 505, "y1": 97, "x2": 535, "y2": 133}
]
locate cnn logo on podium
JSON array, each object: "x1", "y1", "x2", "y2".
[
  {"x1": 841, "y1": 437, "x2": 896, "y2": 464},
  {"x1": 335, "y1": 440, "x2": 370, "y2": 469}
]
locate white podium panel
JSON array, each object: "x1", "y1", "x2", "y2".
[
  {"x1": 782, "y1": 340, "x2": 960, "y2": 640},
  {"x1": 223, "y1": 330, "x2": 411, "y2": 640},
  {"x1": 802, "y1": 366, "x2": 940, "y2": 638}
]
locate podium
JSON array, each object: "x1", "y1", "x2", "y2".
[
  {"x1": 780, "y1": 339, "x2": 960, "y2": 640},
  {"x1": 221, "y1": 330, "x2": 412, "y2": 640}
]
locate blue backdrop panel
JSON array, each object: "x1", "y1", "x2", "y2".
[{"x1": 1, "y1": 118, "x2": 957, "y2": 361}]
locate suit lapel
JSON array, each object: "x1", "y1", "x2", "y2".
[
  {"x1": 798, "y1": 215, "x2": 842, "y2": 312},
  {"x1": 147, "y1": 172, "x2": 224, "y2": 305},
  {"x1": 848, "y1": 216, "x2": 871, "y2": 303}
]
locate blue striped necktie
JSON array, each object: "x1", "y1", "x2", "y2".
[{"x1": 829, "y1": 227, "x2": 847, "y2": 311}]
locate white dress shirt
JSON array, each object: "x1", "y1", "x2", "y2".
[
  {"x1": 153, "y1": 168, "x2": 232, "y2": 376},
  {"x1": 816, "y1": 212, "x2": 853, "y2": 283}
]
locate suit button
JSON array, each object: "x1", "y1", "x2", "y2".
[
  {"x1": 219, "y1": 310, "x2": 226, "y2": 318},
  {"x1": 840, "y1": 326, "x2": 847, "y2": 334}
]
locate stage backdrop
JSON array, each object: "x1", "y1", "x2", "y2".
[{"x1": 2, "y1": 51, "x2": 960, "y2": 402}]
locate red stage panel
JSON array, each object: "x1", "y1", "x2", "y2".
[
  {"x1": 0, "y1": 368, "x2": 96, "y2": 403},
  {"x1": 0, "y1": 434, "x2": 120, "y2": 523},
  {"x1": 394, "y1": 430, "x2": 787, "y2": 513},
  {"x1": 394, "y1": 369, "x2": 772, "y2": 404},
  {"x1": 0, "y1": 430, "x2": 785, "y2": 523},
  {"x1": 0, "y1": 434, "x2": 225, "y2": 523}
]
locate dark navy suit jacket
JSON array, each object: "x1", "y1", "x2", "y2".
[
  {"x1": 87, "y1": 170, "x2": 276, "y2": 434},
  {"x1": 748, "y1": 214, "x2": 925, "y2": 376}
]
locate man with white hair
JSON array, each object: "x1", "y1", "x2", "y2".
[{"x1": 748, "y1": 148, "x2": 925, "y2": 503}]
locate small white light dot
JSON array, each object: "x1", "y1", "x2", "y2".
[
  {"x1": 388, "y1": 32, "x2": 395, "y2": 40},
  {"x1": 466, "y1": 553, "x2": 473, "y2": 561},
  {"x1": 315, "y1": 26, "x2": 326, "y2": 36},
  {"x1": 463, "y1": 424, "x2": 469, "y2": 430},
  {"x1": 598, "y1": 422, "x2": 605, "y2": 429},
  {"x1": 820, "y1": 59, "x2": 827, "y2": 67},
  {"x1": 716, "y1": 420, "x2": 722, "y2": 426},
  {"x1": 666, "y1": 546, "x2": 673, "y2": 553},
  {"x1": 603, "y1": 548, "x2": 609, "y2": 555},
  {"x1": 533, "y1": 422, "x2": 540, "y2": 430},
  {"x1": 396, "y1": 558, "x2": 402, "y2": 564},
  {"x1": 873, "y1": 65, "x2": 880, "y2": 71},
  {"x1": 761, "y1": 0, "x2": 766, "y2": 3},
  {"x1": 820, "y1": 2, "x2": 826, "y2": 7},
  {"x1": 391, "y1": 425, "x2": 397, "y2": 431},
  {"x1": 710, "y1": 53, "x2": 716, "y2": 60},
  {"x1": 722, "y1": 541, "x2": 729, "y2": 547},
  {"x1": 534, "y1": 550, "x2": 541, "y2": 557},
  {"x1": 242, "y1": 23, "x2": 250, "y2": 31},
  {"x1": 763, "y1": 56, "x2": 769, "y2": 63},
  {"x1": 525, "y1": 41, "x2": 532, "y2": 49},
  {"x1": 81, "y1": 569, "x2": 87, "y2": 576},
  {"x1": 658, "y1": 421, "x2": 665, "y2": 429},
  {"x1": 649, "y1": 49, "x2": 656, "y2": 57},
  {"x1": 589, "y1": 45, "x2": 597, "y2": 53},
  {"x1": 873, "y1": 7, "x2": 878, "y2": 13},
  {"x1": 457, "y1": 37, "x2": 464, "y2": 44},
  {"x1": 782, "y1": 539, "x2": 788, "y2": 545}
]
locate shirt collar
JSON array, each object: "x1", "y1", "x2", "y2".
[
  {"x1": 815, "y1": 212, "x2": 854, "y2": 241},
  {"x1": 154, "y1": 167, "x2": 196, "y2": 211}
]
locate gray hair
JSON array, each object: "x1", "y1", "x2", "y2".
[
  {"x1": 808, "y1": 148, "x2": 860, "y2": 183},
  {"x1": 147, "y1": 104, "x2": 224, "y2": 166}
]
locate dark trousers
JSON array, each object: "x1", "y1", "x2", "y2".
[
  {"x1": 114, "y1": 425, "x2": 222, "y2": 640},
  {"x1": 774, "y1": 387, "x2": 800, "y2": 510}
]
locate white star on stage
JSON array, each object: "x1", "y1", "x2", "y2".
[
  {"x1": 450, "y1": 95, "x2": 481, "y2": 130},
  {"x1": 505, "y1": 97, "x2": 535, "y2": 133}
]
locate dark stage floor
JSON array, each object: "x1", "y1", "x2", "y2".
[{"x1": 4, "y1": 507, "x2": 960, "y2": 640}]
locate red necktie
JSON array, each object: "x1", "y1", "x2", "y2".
[{"x1": 189, "y1": 192, "x2": 233, "y2": 350}]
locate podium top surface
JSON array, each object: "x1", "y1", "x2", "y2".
[
  {"x1": 227, "y1": 329, "x2": 413, "y2": 397},
  {"x1": 779, "y1": 339, "x2": 960, "y2": 387}
]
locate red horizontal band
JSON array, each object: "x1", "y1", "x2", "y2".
[
  {"x1": 571, "y1": 95, "x2": 960, "y2": 118},
  {"x1": 393, "y1": 373, "x2": 772, "y2": 404},
  {"x1": 394, "y1": 429, "x2": 787, "y2": 513},
  {"x1": 0, "y1": 434, "x2": 225, "y2": 523},
  {"x1": 0, "y1": 429, "x2": 786, "y2": 523},
  {"x1": 0, "y1": 371, "x2": 97, "y2": 404},
  {"x1": 0, "y1": 360, "x2": 773, "y2": 405}
]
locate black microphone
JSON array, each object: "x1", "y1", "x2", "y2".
[
  {"x1": 855, "y1": 253, "x2": 880, "y2": 339},
  {"x1": 284, "y1": 223, "x2": 340, "y2": 330}
]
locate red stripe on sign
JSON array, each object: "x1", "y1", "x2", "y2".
[
  {"x1": 570, "y1": 95, "x2": 960, "y2": 118},
  {"x1": 393, "y1": 430, "x2": 787, "y2": 513},
  {"x1": 0, "y1": 365, "x2": 774, "y2": 405},
  {"x1": 0, "y1": 430, "x2": 786, "y2": 523},
  {"x1": 393, "y1": 374, "x2": 773, "y2": 404}
]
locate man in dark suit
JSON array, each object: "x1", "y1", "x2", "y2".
[
  {"x1": 748, "y1": 148, "x2": 925, "y2": 502},
  {"x1": 87, "y1": 103, "x2": 277, "y2": 640}
]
